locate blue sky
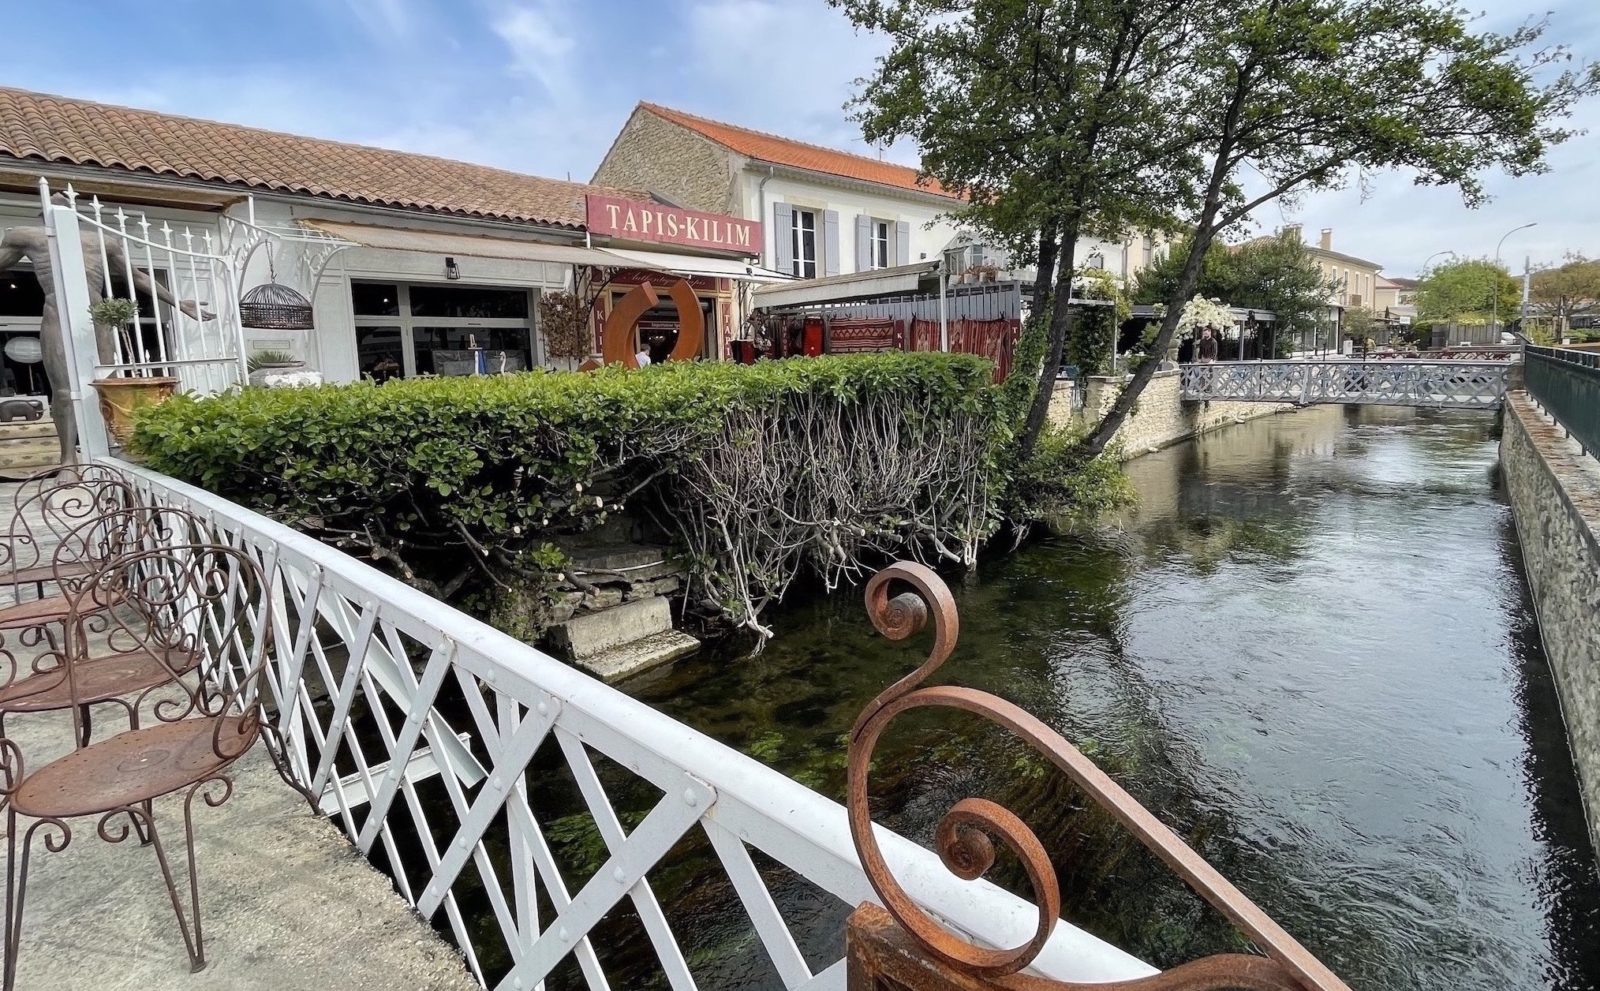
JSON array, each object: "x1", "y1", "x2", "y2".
[{"x1": 6, "y1": 0, "x2": 1597, "y2": 277}]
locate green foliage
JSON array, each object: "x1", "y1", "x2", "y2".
[
  {"x1": 1342, "y1": 306, "x2": 1375, "y2": 343},
  {"x1": 1530, "y1": 253, "x2": 1600, "y2": 330},
  {"x1": 246, "y1": 350, "x2": 297, "y2": 372},
  {"x1": 88, "y1": 297, "x2": 138, "y2": 326},
  {"x1": 132, "y1": 355, "x2": 1031, "y2": 635},
  {"x1": 1133, "y1": 233, "x2": 1336, "y2": 344},
  {"x1": 1415, "y1": 258, "x2": 1521, "y2": 324},
  {"x1": 1005, "y1": 424, "x2": 1135, "y2": 534},
  {"x1": 1068, "y1": 270, "x2": 1127, "y2": 377},
  {"x1": 1082, "y1": 0, "x2": 1597, "y2": 455}
]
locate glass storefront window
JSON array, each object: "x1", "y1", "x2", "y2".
[
  {"x1": 413, "y1": 326, "x2": 530, "y2": 376},
  {"x1": 352, "y1": 282, "x2": 400, "y2": 316},
  {"x1": 408, "y1": 285, "x2": 528, "y2": 319},
  {"x1": 356, "y1": 325, "x2": 405, "y2": 382}
]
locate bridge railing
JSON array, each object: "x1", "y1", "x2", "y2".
[
  {"x1": 1525, "y1": 345, "x2": 1600, "y2": 456},
  {"x1": 109, "y1": 458, "x2": 1153, "y2": 991},
  {"x1": 1180, "y1": 358, "x2": 1512, "y2": 409}
]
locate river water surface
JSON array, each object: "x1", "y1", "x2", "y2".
[{"x1": 619, "y1": 405, "x2": 1600, "y2": 991}]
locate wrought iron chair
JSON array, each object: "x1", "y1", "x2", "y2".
[
  {"x1": 1, "y1": 465, "x2": 133, "y2": 600},
  {"x1": 1, "y1": 543, "x2": 303, "y2": 987},
  {"x1": 0, "y1": 504, "x2": 215, "y2": 746}
]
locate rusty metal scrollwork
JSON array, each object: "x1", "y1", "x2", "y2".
[{"x1": 846, "y1": 562, "x2": 1352, "y2": 991}]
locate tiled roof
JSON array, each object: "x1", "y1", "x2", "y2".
[
  {"x1": 639, "y1": 103, "x2": 958, "y2": 200},
  {"x1": 0, "y1": 87, "x2": 644, "y2": 229}
]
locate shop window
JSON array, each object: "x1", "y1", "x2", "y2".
[
  {"x1": 791, "y1": 210, "x2": 818, "y2": 278},
  {"x1": 409, "y1": 285, "x2": 528, "y2": 319},
  {"x1": 356, "y1": 326, "x2": 404, "y2": 383},
  {"x1": 351, "y1": 281, "x2": 535, "y2": 380},
  {"x1": 1, "y1": 269, "x2": 44, "y2": 317},
  {"x1": 352, "y1": 282, "x2": 400, "y2": 316},
  {"x1": 413, "y1": 326, "x2": 530, "y2": 376}
]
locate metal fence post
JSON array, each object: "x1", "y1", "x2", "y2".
[{"x1": 38, "y1": 183, "x2": 112, "y2": 459}]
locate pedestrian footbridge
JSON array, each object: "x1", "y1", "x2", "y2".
[{"x1": 1180, "y1": 358, "x2": 1515, "y2": 408}]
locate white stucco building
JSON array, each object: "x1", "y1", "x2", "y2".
[
  {"x1": 0, "y1": 87, "x2": 778, "y2": 401},
  {"x1": 592, "y1": 103, "x2": 1157, "y2": 286}
]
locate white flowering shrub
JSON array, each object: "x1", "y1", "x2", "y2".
[{"x1": 1175, "y1": 295, "x2": 1234, "y2": 336}]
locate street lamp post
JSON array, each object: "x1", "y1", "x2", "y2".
[
  {"x1": 1421, "y1": 249, "x2": 1457, "y2": 271},
  {"x1": 1493, "y1": 223, "x2": 1537, "y2": 337}
]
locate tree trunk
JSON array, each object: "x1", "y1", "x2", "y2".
[
  {"x1": 1017, "y1": 221, "x2": 1083, "y2": 460},
  {"x1": 1080, "y1": 225, "x2": 1219, "y2": 456}
]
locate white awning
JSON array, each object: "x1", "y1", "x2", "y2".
[
  {"x1": 753, "y1": 261, "x2": 939, "y2": 307},
  {"x1": 599, "y1": 248, "x2": 792, "y2": 283},
  {"x1": 298, "y1": 219, "x2": 624, "y2": 267}
]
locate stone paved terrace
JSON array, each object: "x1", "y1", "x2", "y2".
[{"x1": 0, "y1": 481, "x2": 476, "y2": 991}]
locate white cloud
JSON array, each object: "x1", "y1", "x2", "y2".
[{"x1": 492, "y1": 3, "x2": 579, "y2": 105}]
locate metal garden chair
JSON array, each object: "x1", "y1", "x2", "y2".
[
  {"x1": 1, "y1": 465, "x2": 133, "y2": 600},
  {"x1": 1, "y1": 543, "x2": 304, "y2": 987},
  {"x1": 0, "y1": 504, "x2": 215, "y2": 746}
]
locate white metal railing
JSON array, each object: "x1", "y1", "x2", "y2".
[
  {"x1": 112, "y1": 458, "x2": 1154, "y2": 991},
  {"x1": 1180, "y1": 358, "x2": 1514, "y2": 408},
  {"x1": 39, "y1": 180, "x2": 247, "y2": 458}
]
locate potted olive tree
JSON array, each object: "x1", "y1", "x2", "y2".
[{"x1": 88, "y1": 297, "x2": 177, "y2": 443}]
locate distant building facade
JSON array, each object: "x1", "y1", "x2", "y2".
[{"x1": 593, "y1": 103, "x2": 1158, "y2": 285}]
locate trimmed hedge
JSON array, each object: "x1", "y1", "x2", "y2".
[{"x1": 132, "y1": 354, "x2": 1008, "y2": 635}]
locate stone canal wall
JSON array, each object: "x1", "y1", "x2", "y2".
[
  {"x1": 1502, "y1": 390, "x2": 1600, "y2": 851},
  {"x1": 1054, "y1": 368, "x2": 1292, "y2": 458}
]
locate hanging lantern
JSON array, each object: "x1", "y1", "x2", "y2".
[{"x1": 240, "y1": 251, "x2": 314, "y2": 330}]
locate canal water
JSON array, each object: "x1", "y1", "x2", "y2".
[{"x1": 615, "y1": 405, "x2": 1600, "y2": 991}]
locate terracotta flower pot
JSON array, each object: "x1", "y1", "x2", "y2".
[{"x1": 92, "y1": 375, "x2": 178, "y2": 444}]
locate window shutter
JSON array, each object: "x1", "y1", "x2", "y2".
[
  {"x1": 856, "y1": 215, "x2": 872, "y2": 271},
  {"x1": 773, "y1": 203, "x2": 793, "y2": 274},
  {"x1": 895, "y1": 221, "x2": 911, "y2": 266},
  {"x1": 823, "y1": 210, "x2": 841, "y2": 277}
]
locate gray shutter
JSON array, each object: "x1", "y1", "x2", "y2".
[
  {"x1": 773, "y1": 202, "x2": 793, "y2": 274},
  {"x1": 895, "y1": 220, "x2": 911, "y2": 266},
  {"x1": 856, "y1": 214, "x2": 872, "y2": 271},
  {"x1": 823, "y1": 210, "x2": 840, "y2": 277}
]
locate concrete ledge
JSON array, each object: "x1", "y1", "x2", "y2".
[
  {"x1": 548, "y1": 596, "x2": 672, "y2": 658},
  {"x1": 1502, "y1": 390, "x2": 1600, "y2": 852}
]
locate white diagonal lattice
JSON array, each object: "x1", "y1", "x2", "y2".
[{"x1": 115, "y1": 462, "x2": 1161, "y2": 991}]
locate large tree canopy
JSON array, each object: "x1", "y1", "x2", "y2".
[
  {"x1": 1081, "y1": 1, "x2": 1597, "y2": 454},
  {"x1": 830, "y1": 0, "x2": 1205, "y2": 458},
  {"x1": 1530, "y1": 253, "x2": 1600, "y2": 333},
  {"x1": 1132, "y1": 232, "x2": 1338, "y2": 347},
  {"x1": 834, "y1": 0, "x2": 1595, "y2": 462},
  {"x1": 1414, "y1": 258, "x2": 1522, "y2": 324}
]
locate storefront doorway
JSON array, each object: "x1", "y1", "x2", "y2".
[{"x1": 352, "y1": 281, "x2": 538, "y2": 381}]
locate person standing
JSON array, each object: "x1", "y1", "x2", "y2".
[{"x1": 1198, "y1": 327, "x2": 1219, "y2": 363}]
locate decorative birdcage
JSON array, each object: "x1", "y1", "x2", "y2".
[
  {"x1": 239, "y1": 252, "x2": 314, "y2": 329},
  {"x1": 240, "y1": 280, "x2": 314, "y2": 329}
]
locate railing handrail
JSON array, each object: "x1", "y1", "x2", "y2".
[
  {"x1": 1523, "y1": 344, "x2": 1600, "y2": 457},
  {"x1": 107, "y1": 457, "x2": 1154, "y2": 987}
]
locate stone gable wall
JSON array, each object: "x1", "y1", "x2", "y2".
[{"x1": 592, "y1": 111, "x2": 741, "y2": 215}]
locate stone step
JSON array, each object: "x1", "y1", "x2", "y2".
[
  {"x1": 573, "y1": 629, "x2": 701, "y2": 683},
  {"x1": 547, "y1": 596, "x2": 673, "y2": 659}
]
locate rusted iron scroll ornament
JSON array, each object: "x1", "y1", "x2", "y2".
[
  {"x1": 846, "y1": 562, "x2": 1352, "y2": 991},
  {"x1": 599, "y1": 275, "x2": 705, "y2": 368}
]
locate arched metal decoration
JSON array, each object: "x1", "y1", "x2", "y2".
[
  {"x1": 599, "y1": 276, "x2": 705, "y2": 368},
  {"x1": 845, "y1": 561, "x2": 1352, "y2": 991}
]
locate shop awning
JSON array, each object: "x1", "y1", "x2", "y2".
[
  {"x1": 753, "y1": 261, "x2": 940, "y2": 307},
  {"x1": 297, "y1": 219, "x2": 625, "y2": 267},
  {"x1": 599, "y1": 248, "x2": 791, "y2": 283}
]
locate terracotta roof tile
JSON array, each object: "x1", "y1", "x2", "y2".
[
  {"x1": 0, "y1": 86, "x2": 645, "y2": 229},
  {"x1": 639, "y1": 103, "x2": 958, "y2": 200}
]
